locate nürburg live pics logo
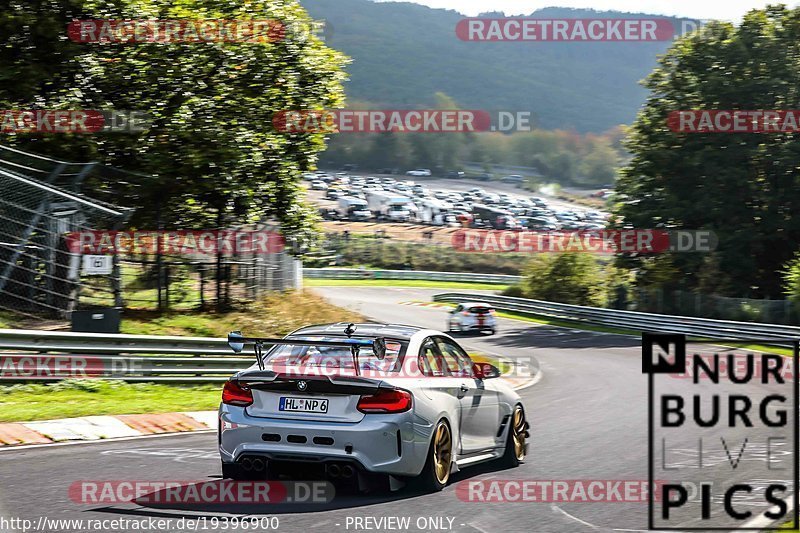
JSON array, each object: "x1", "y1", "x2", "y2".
[{"x1": 643, "y1": 333, "x2": 798, "y2": 530}]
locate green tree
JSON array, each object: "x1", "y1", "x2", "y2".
[
  {"x1": 616, "y1": 5, "x2": 800, "y2": 298},
  {"x1": 577, "y1": 139, "x2": 618, "y2": 186},
  {"x1": 1, "y1": 0, "x2": 348, "y2": 245},
  {"x1": 520, "y1": 254, "x2": 606, "y2": 306}
]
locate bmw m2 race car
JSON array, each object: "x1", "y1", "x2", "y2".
[{"x1": 219, "y1": 322, "x2": 528, "y2": 492}]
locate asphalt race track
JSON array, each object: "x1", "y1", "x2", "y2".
[{"x1": 0, "y1": 287, "x2": 793, "y2": 532}]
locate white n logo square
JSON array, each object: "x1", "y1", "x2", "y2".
[{"x1": 642, "y1": 333, "x2": 685, "y2": 374}]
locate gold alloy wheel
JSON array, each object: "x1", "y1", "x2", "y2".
[
  {"x1": 512, "y1": 406, "x2": 527, "y2": 461},
  {"x1": 433, "y1": 422, "x2": 452, "y2": 485}
]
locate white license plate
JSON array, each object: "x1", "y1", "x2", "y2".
[{"x1": 279, "y1": 397, "x2": 329, "y2": 413}]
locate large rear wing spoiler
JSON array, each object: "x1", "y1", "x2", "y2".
[{"x1": 227, "y1": 325, "x2": 387, "y2": 374}]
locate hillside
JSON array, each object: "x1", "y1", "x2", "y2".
[{"x1": 301, "y1": 0, "x2": 694, "y2": 132}]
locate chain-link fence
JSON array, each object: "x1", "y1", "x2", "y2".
[
  {"x1": 77, "y1": 234, "x2": 302, "y2": 312},
  {"x1": 0, "y1": 148, "x2": 130, "y2": 319},
  {"x1": 0, "y1": 144, "x2": 301, "y2": 321}
]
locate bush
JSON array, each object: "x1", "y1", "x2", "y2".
[
  {"x1": 783, "y1": 252, "x2": 800, "y2": 306},
  {"x1": 519, "y1": 254, "x2": 607, "y2": 306},
  {"x1": 320, "y1": 239, "x2": 528, "y2": 275},
  {"x1": 502, "y1": 285, "x2": 525, "y2": 298}
]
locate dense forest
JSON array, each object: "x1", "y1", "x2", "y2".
[{"x1": 301, "y1": 0, "x2": 699, "y2": 132}]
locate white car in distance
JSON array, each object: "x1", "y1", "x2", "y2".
[
  {"x1": 448, "y1": 303, "x2": 497, "y2": 335},
  {"x1": 406, "y1": 169, "x2": 432, "y2": 177}
]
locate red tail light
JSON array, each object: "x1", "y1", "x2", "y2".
[
  {"x1": 357, "y1": 389, "x2": 412, "y2": 413},
  {"x1": 222, "y1": 381, "x2": 253, "y2": 407}
]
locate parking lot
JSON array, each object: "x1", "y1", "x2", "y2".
[{"x1": 304, "y1": 170, "x2": 609, "y2": 232}]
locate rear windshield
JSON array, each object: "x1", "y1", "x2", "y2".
[
  {"x1": 263, "y1": 335, "x2": 407, "y2": 374},
  {"x1": 469, "y1": 306, "x2": 493, "y2": 313}
]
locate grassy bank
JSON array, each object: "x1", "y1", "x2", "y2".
[{"x1": 120, "y1": 290, "x2": 365, "y2": 337}]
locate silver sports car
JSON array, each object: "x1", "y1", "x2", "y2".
[{"x1": 218, "y1": 322, "x2": 528, "y2": 492}]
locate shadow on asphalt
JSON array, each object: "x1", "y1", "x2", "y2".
[{"x1": 86, "y1": 461, "x2": 517, "y2": 516}]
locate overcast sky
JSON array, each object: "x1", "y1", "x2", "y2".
[{"x1": 375, "y1": 0, "x2": 796, "y2": 21}]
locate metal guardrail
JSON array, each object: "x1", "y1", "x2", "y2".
[
  {"x1": 304, "y1": 268, "x2": 521, "y2": 284},
  {"x1": 5, "y1": 288, "x2": 800, "y2": 384},
  {"x1": 432, "y1": 293, "x2": 800, "y2": 341},
  {"x1": 0, "y1": 329, "x2": 250, "y2": 382}
]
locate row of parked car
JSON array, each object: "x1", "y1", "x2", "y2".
[{"x1": 304, "y1": 172, "x2": 608, "y2": 230}]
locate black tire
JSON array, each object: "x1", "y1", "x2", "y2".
[
  {"x1": 412, "y1": 419, "x2": 452, "y2": 492},
  {"x1": 499, "y1": 405, "x2": 528, "y2": 468}
]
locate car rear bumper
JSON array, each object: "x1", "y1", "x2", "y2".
[
  {"x1": 218, "y1": 405, "x2": 433, "y2": 477},
  {"x1": 460, "y1": 320, "x2": 496, "y2": 332}
]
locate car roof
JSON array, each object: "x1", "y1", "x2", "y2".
[{"x1": 288, "y1": 322, "x2": 424, "y2": 340}]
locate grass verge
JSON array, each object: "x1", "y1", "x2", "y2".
[
  {"x1": 304, "y1": 279, "x2": 509, "y2": 291},
  {"x1": 494, "y1": 309, "x2": 637, "y2": 336},
  {"x1": 0, "y1": 312, "x2": 14, "y2": 329},
  {"x1": 426, "y1": 300, "x2": 634, "y2": 336},
  {"x1": 0, "y1": 380, "x2": 221, "y2": 423},
  {"x1": 495, "y1": 309, "x2": 797, "y2": 355}
]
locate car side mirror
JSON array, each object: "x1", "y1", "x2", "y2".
[
  {"x1": 473, "y1": 362, "x2": 500, "y2": 380},
  {"x1": 228, "y1": 331, "x2": 244, "y2": 354}
]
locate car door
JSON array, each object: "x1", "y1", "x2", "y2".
[
  {"x1": 417, "y1": 337, "x2": 467, "y2": 446},
  {"x1": 434, "y1": 336, "x2": 501, "y2": 453}
]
